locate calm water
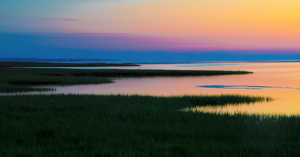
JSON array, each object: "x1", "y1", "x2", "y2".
[{"x1": 11, "y1": 62, "x2": 300, "y2": 116}]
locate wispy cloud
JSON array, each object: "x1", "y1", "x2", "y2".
[
  {"x1": 2, "y1": 33, "x2": 300, "y2": 61},
  {"x1": 2, "y1": 17, "x2": 80, "y2": 23},
  {"x1": 61, "y1": 18, "x2": 79, "y2": 22},
  {"x1": 38, "y1": 17, "x2": 80, "y2": 22},
  {"x1": 100, "y1": 20, "x2": 144, "y2": 23}
]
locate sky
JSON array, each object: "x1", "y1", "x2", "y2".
[{"x1": 1, "y1": 0, "x2": 300, "y2": 62}]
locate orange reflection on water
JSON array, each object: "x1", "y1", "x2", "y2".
[{"x1": 187, "y1": 91, "x2": 300, "y2": 116}]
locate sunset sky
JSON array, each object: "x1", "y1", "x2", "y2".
[{"x1": 1, "y1": 0, "x2": 300, "y2": 62}]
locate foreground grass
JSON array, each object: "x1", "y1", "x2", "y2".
[
  {"x1": 0, "y1": 68, "x2": 252, "y2": 93},
  {"x1": 2, "y1": 94, "x2": 294, "y2": 157}
]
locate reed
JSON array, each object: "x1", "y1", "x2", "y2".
[{"x1": 1, "y1": 94, "x2": 288, "y2": 157}]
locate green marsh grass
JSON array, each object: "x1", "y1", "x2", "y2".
[
  {"x1": 2, "y1": 94, "x2": 299, "y2": 157},
  {"x1": 0, "y1": 68, "x2": 113, "y2": 93}
]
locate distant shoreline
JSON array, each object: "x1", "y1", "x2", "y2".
[
  {"x1": 2, "y1": 58, "x2": 300, "y2": 65},
  {"x1": 0, "y1": 62, "x2": 140, "y2": 68}
]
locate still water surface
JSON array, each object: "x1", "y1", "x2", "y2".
[{"x1": 15, "y1": 62, "x2": 300, "y2": 115}]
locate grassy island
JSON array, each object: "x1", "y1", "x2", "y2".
[{"x1": 0, "y1": 68, "x2": 251, "y2": 93}]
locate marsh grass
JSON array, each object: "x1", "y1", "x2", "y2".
[
  {"x1": 0, "y1": 68, "x2": 113, "y2": 92},
  {"x1": 48, "y1": 69, "x2": 252, "y2": 77},
  {"x1": 2, "y1": 94, "x2": 299, "y2": 157},
  {"x1": 190, "y1": 95, "x2": 272, "y2": 107},
  {"x1": 0, "y1": 68, "x2": 252, "y2": 93}
]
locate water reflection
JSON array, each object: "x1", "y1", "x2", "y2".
[
  {"x1": 184, "y1": 96, "x2": 300, "y2": 116},
  {"x1": 176, "y1": 63, "x2": 247, "y2": 67},
  {"x1": 198, "y1": 85, "x2": 300, "y2": 90}
]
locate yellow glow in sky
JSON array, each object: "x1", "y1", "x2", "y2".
[{"x1": 65, "y1": 0, "x2": 300, "y2": 39}]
